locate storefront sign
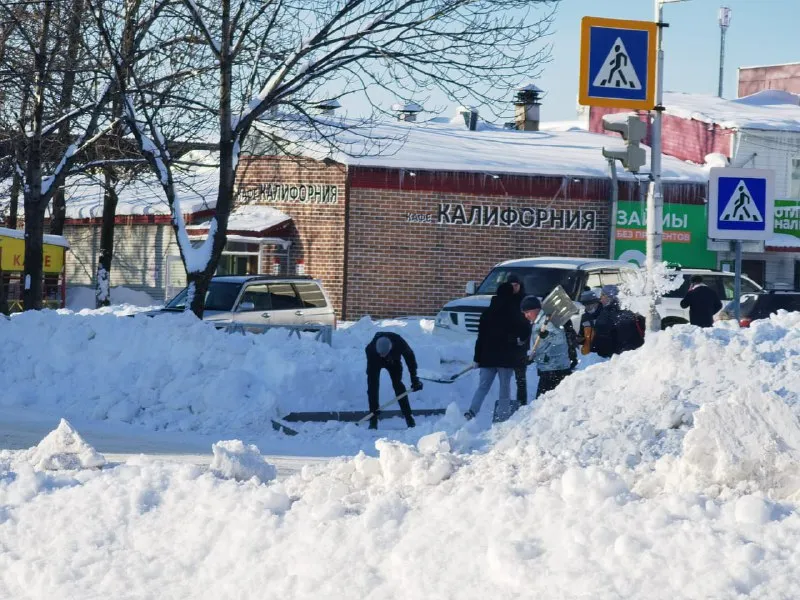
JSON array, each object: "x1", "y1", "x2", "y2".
[
  {"x1": 774, "y1": 199, "x2": 800, "y2": 239},
  {"x1": 432, "y1": 204, "x2": 597, "y2": 230},
  {"x1": 236, "y1": 183, "x2": 339, "y2": 204},
  {"x1": 614, "y1": 201, "x2": 717, "y2": 268},
  {"x1": 0, "y1": 236, "x2": 65, "y2": 273}
]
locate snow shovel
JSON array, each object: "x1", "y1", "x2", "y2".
[
  {"x1": 418, "y1": 363, "x2": 476, "y2": 384},
  {"x1": 357, "y1": 389, "x2": 413, "y2": 424},
  {"x1": 529, "y1": 285, "x2": 579, "y2": 357}
]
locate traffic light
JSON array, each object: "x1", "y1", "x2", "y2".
[{"x1": 601, "y1": 115, "x2": 648, "y2": 173}]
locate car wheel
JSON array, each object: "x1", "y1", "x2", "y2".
[{"x1": 660, "y1": 318, "x2": 687, "y2": 330}]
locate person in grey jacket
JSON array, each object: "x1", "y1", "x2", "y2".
[{"x1": 521, "y1": 295, "x2": 575, "y2": 399}]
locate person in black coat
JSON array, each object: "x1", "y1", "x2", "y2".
[
  {"x1": 365, "y1": 332, "x2": 422, "y2": 430},
  {"x1": 680, "y1": 275, "x2": 723, "y2": 327},
  {"x1": 506, "y1": 274, "x2": 531, "y2": 407},
  {"x1": 465, "y1": 282, "x2": 531, "y2": 423},
  {"x1": 591, "y1": 285, "x2": 644, "y2": 358}
]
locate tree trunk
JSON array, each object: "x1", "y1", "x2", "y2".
[
  {"x1": 187, "y1": 0, "x2": 233, "y2": 318},
  {"x1": 96, "y1": 168, "x2": 118, "y2": 307},
  {"x1": 0, "y1": 172, "x2": 21, "y2": 314},
  {"x1": 22, "y1": 202, "x2": 46, "y2": 310},
  {"x1": 51, "y1": 0, "x2": 85, "y2": 236}
]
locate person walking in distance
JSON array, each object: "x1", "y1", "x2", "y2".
[
  {"x1": 521, "y1": 295, "x2": 576, "y2": 399},
  {"x1": 680, "y1": 275, "x2": 723, "y2": 327},
  {"x1": 365, "y1": 332, "x2": 423, "y2": 430},
  {"x1": 464, "y1": 282, "x2": 529, "y2": 423},
  {"x1": 506, "y1": 274, "x2": 530, "y2": 408}
]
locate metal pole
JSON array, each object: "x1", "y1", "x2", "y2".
[
  {"x1": 733, "y1": 240, "x2": 742, "y2": 321},
  {"x1": 608, "y1": 158, "x2": 619, "y2": 259},
  {"x1": 645, "y1": 0, "x2": 665, "y2": 333},
  {"x1": 717, "y1": 7, "x2": 731, "y2": 98},
  {"x1": 717, "y1": 26, "x2": 726, "y2": 97}
]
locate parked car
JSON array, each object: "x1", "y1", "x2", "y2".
[
  {"x1": 154, "y1": 275, "x2": 336, "y2": 329},
  {"x1": 659, "y1": 268, "x2": 763, "y2": 328},
  {"x1": 434, "y1": 257, "x2": 638, "y2": 335},
  {"x1": 715, "y1": 290, "x2": 800, "y2": 327}
]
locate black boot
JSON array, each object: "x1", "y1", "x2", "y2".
[{"x1": 398, "y1": 398, "x2": 415, "y2": 428}]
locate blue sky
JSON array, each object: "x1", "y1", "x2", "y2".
[{"x1": 540, "y1": 0, "x2": 800, "y2": 121}]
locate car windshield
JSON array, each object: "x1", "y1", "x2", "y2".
[
  {"x1": 476, "y1": 267, "x2": 581, "y2": 298},
  {"x1": 164, "y1": 281, "x2": 242, "y2": 312}
]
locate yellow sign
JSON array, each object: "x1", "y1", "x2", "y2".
[
  {"x1": 579, "y1": 16, "x2": 657, "y2": 110},
  {"x1": 0, "y1": 235, "x2": 65, "y2": 273}
]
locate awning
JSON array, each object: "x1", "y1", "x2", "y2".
[{"x1": 187, "y1": 205, "x2": 292, "y2": 237}]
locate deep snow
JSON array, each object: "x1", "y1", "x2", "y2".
[{"x1": 1, "y1": 309, "x2": 800, "y2": 598}]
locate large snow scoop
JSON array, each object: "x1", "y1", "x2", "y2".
[
  {"x1": 270, "y1": 419, "x2": 299, "y2": 436},
  {"x1": 418, "y1": 363, "x2": 476, "y2": 384},
  {"x1": 529, "y1": 285, "x2": 579, "y2": 357},
  {"x1": 357, "y1": 389, "x2": 414, "y2": 424}
]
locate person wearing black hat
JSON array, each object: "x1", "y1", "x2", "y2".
[
  {"x1": 521, "y1": 295, "x2": 575, "y2": 399},
  {"x1": 365, "y1": 332, "x2": 422, "y2": 430},
  {"x1": 464, "y1": 282, "x2": 530, "y2": 422},
  {"x1": 505, "y1": 274, "x2": 531, "y2": 407}
]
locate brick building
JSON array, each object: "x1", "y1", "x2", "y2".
[
  {"x1": 52, "y1": 107, "x2": 706, "y2": 318},
  {"x1": 589, "y1": 90, "x2": 800, "y2": 289}
]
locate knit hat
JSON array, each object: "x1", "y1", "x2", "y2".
[
  {"x1": 520, "y1": 295, "x2": 542, "y2": 312},
  {"x1": 601, "y1": 284, "x2": 619, "y2": 299},
  {"x1": 376, "y1": 336, "x2": 393, "y2": 357},
  {"x1": 506, "y1": 274, "x2": 521, "y2": 285},
  {"x1": 579, "y1": 289, "x2": 600, "y2": 304}
]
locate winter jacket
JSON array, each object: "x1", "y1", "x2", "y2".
[
  {"x1": 579, "y1": 305, "x2": 602, "y2": 355},
  {"x1": 531, "y1": 320, "x2": 572, "y2": 372},
  {"x1": 680, "y1": 284, "x2": 723, "y2": 327},
  {"x1": 591, "y1": 301, "x2": 644, "y2": 358},
  {"x1": 474, "y1": 283, "x2": 531, "y2": 368},
  {"x1": 365, "y1": 332, "x2": 418, "y2": 379}
]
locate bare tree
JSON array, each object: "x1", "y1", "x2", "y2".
[
  {"x1": 0, "y1": 0, "x2": 118, "y2": 310},
  {"x1": 96, "y1": 0, "x2": 557, "y2": 317}
]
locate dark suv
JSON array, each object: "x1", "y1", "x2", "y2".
[{"x1": 717, "y1": 291, "x2": 800, "y2": 327}]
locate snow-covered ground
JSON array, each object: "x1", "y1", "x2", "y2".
[{"x1": 1, "y1": 307, "x2": 800, "y2": 598}]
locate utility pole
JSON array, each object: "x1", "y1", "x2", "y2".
[
  {"x1": 645, "y1": 0, "x2": 690, "y2": 333},
  {"x1": 718, "y1": 7, "x2": 732, "y2": 97}
]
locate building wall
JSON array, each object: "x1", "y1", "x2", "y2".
[
  {"x1": 64, "y1": 223, "x2": 180, "y2": 302},
  {"x1": 344, "y1": 168, "x2": 618, "y2": 319},
  {"x1": 236, "y1": 156, "x2": 348, "y2": 316},
  {"x1": 589, "y1": 107, "x2": 735, "y2": 164},
  {"x1": 738, "y1": 64, "x2": 800, "y2": 98},
  {"x1": 731, "y1": 129, "x2": 800, "y2": 197}
]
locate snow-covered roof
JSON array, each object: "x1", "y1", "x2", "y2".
[
  {"x1": 0, "y1": 226, "x2": 70, "y2": 248},
  {"x1": 187, "y1": 205, "x2": 291, "y2": 233},
  {"x1": 663, "y1": 90, "x2": 800, "y2": 132},
  {"x1": 255, "y1": 118, "x2": 706, "y2": 182},
  {"x1": 765, "y1": 233, "x2": 800, "y2": 249},
  {"x1": 61, "y1": 151, "x2": 220, "y2": 219}
]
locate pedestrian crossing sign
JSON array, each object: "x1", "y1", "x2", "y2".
[
  {"x1": 579, "y1": 17, "x2": 657, "y2": 110},
  {"x1": 708, "y1": 167, "x2": 774, "y2": 241}
]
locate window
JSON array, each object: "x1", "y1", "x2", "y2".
[
  {"x1": 599, "y1": 271, "x2": 622, "y2": 286},
  {"x1": 476, "y1": 267, "x2": 581, "y2": 298},
  {"x1": 164, "y1": 281, "x2": 242, "y2": 311},
  {"x1": 791, "y1": 158, "x2": 800, "y2": 199},
  {"x1": 584, "y1": 272, "x2": 602, "y2": 290},
  {"x1": 268, "y1": 283, "x2": 303, "y2": 310},
  {"x1": 239, "y1": 284, "x2": 271, "y2": 311},
  {"x1": 295, "y1": 282, "x2": 327, "y2": 308}
]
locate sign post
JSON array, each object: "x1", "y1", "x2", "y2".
[
  {"x1": 708, "y1": 167, "x2": 775, "y2": 320},
  {"x1": 579, "y1": 15, "x2": 661, "y2": 331}
]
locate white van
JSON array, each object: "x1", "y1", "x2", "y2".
[{"x1": 434, "y1": 257, "x2": 638, "y2": 335}]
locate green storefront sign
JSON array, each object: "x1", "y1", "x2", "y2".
[
  {"x1": 775, "y1": 200, "x2": 800, "y2": 240},
  {"x1": 613, "y1": 201, "x2": 717, "y2": 268}
]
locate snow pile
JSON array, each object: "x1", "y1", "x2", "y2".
[
  {"x1": 502, "y1": 311, "x2": 800, "y2": 498},
  {"x1": 25, "y1": 419, "x2": 106, "y2": 470},
  {"x1": 0, "y1": 311, "x2": 474, "y2": 453},
  {"x1": 210, "y1": 440, "x2": 277, "y2": 483}
]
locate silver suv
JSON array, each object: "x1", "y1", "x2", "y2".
[
  {"x1": 161, "y1": 275, "x2": 336, "y2": 329},
  {"x1": 435, "y1": 257, "x2": 638, "y2": 335}
]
